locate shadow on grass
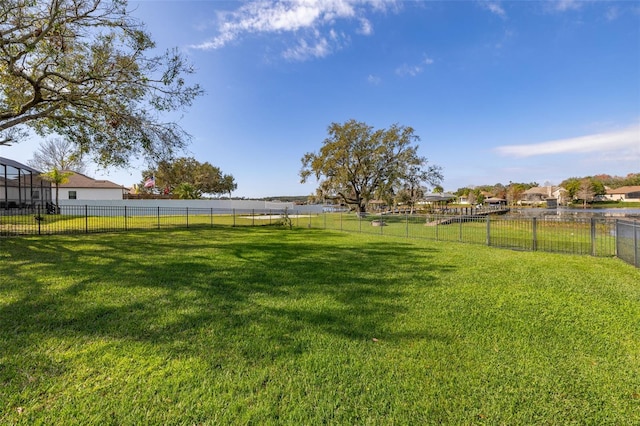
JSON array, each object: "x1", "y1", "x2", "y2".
[{"x1": 0, "y1": 228, "x2": 457, "y2": 384}]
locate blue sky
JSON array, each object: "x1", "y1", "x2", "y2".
[{"x1": 3, "y1": 0, "x2": 639, "y2": 197}]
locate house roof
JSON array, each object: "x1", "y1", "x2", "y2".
[
  {"x1": 523, "y1": 186, "x2": 566, "y2": 195},
  {"x1": 59, "y1": 171, "x2": 125, "y2": 189},
  {"x1": 606, "y1": 186, "x2": 640, "y2": 195},
  {"x1": 524, "y1": 187, "x2": 550, "y2": 195},
  {"x1": 0, "y1": 157, "x2": 42, "y2": 174},
  {"x1": 423, "y1": 193, "x2": 455, "y2": 201}
]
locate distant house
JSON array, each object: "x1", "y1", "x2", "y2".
[
  {"x1": 459, "y1": 192, "x2": 493, "y2": 205},
  {"x1": 58, "y1": 172, "x2": 127, "y2": 201},
  {"x1": 521, "y1": 186, "x2": 568, "y2": 206},
  {"x1": 483, "y1": 197, "x2": 507, "y2": 207},
  {"x1": 422, "y1": 193, "x2": 456, "y2": 202},
  {"x1": 0, "y1": 157, "x2": 52, "y2": 209},
  {"x1": 604, "y1": 186, "x2": 640, "y2": 202},
  {"x1": 421, "y1": 193, "x2": 456, "y2": 206}
]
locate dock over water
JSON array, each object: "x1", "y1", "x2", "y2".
[{"x1": 425, "y1": 207, "x2": 510, "y2": 226}]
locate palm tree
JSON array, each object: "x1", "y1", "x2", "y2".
[
  {"x1": 41, "y1": 169, "x2": 74, "y2": 207},
  {"x1": 173, "y1": 182, "x2": 201, "y2": 199}
]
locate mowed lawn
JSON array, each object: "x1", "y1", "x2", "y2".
[{"x1": 1, "y1": 227, "x2": 639, "y2": 424}]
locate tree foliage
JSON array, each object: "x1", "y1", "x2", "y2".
[
  {"x1": 27, "y1": 137, "x2": 87, "y2": 173},
  {"x1": 455, "y1": 182, "x2": 537, "y2": 205},
  {"x1": 220, "y1": 174, "x2": 238, "y2": 199},
  {"x1": 394, "y1": 163, "x2": 429, "y2": 213},
  {"x1": 142, "y1": 157, "x2": 236, "y2": 198},
  {"x1": 577, "y1": 178, "x2": 596, "y2": 207},
  {"x1": 0, "y1": 0, "x2": 202, "y2": 165},
  {"x1": 40, "y1": 168, "x2": 73, "y2": 205},
  {"x1": 468, "y1": 188, "x2": 484, "y2": 205},
  {"x1": 590, "y1": 173, "x2": 640, "y2": 188},
  {"x1": 561, "y1": 176, "x2": 606, "y2": 203},
  {"x1": 173, "y1": 182, "x2": 200, "y2": 200},
  {"x1": 300, "y1": 120, "x2": 442, "y2": 212},
  {"x1": 505, "y1": 182, "x2": 539, "y2": 205}
]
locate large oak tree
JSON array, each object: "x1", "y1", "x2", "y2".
[
  {"x1": 300, "y1": 119, "x2": 442, "y2": 213},
  {"x1": 0, "y1": 0, "x2": 202, "y2": 166},
  {"x1": 142, "y1": 156, "x2": 236, "y2": 198}
]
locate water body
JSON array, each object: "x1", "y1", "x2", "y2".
[{"x1": 507, "y1": 207, "x2": 640, "y2": 219}]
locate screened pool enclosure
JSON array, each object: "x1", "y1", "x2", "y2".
[{"x1": 1, "y1": 157, "x2": 52, "y2": 210}]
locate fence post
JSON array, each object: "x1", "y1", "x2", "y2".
[
  {"x1": 85, "y1": 205, "x2": 89, "y2": 234},
  {"x1": 186, "y1": 207, "x2": 189, "y2": 228},
  {"x1": 324, "y1": 212, "x2": 326, "y2": 229},
  {"x1": 124, "y1": 205, "x2": 127, "y2": 231},
  {"x1": 532, "y1": 217, "x2": 537, "y2": 251},
  {"x1": 590, "y1": 218, "x2": 596, "y2": 256},
  {"x1": 406, "y1": 212, "x2": 409, "y2": 238},
  {"x1": 635, "y1": 221, "x2": 639, "y2": 268},
  {"x1": 157, "y1": 206, "x2": 160, "y2": 229},
  {"x1": 252, "y1": 209, "x2": 255, "y2": 227},
  {"x1": 233, "y1": 209, "x2": 236, "y2": 227},
  {"x1": 211, "y1": 208, "x2": 213, "y2": 228},
  {"x1": 613, "y1": 219, "x2": 620, "y2": 257},
  {"x1": 340, "y1": 211, "x2": 343, "y2": 231},
  {"x1": 380, "y1": 212, "x2": 384, "y2": 235},
  {"x1": 486, "y1": 215, "x2": 491, "y2": 246},
  {"x1": 37, "y1": 204, "x2": 41, "y2": 235},
  {"x1": 458, "y1": 216, "x2": 462, "y2": 242}
]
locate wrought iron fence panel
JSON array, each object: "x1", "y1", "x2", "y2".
[
  {"x1": 616, "y1": 219, "x2": 639, "y2": 268},
  {"x1": 0, "y1": 206, "x2": 635, "y2": 267}
]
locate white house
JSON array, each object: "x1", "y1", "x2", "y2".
[
  {"x1": 604, "y1": 186, "x2": 640, "y2": 202},
  {"x1": 58, "y1": 172, "x2": 127, "y2": 201}
]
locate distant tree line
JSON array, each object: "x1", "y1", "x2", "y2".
[
  {"x1": 452, "y1": 173, "x2": 639, "y2": 206},
  {"x1": 453, "y1": 182, "x2": 539, "y2": 206}
]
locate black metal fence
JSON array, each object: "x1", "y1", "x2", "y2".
[
  {"x1": 322, "y1": 212, "x2": 619, "y2": 258},
  {"x1": 617, "y1": 219, "x2": 639, "y2": 268},
  {"x1": 0, "y1": 205, "x2": 301, "y2": 236},
  {"x1": 1, "y1": 206, "x2": 638, "y2": 268}
]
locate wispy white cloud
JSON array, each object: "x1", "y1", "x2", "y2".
[
  {"x1": 605, "y1": 7, "x2": 619, "y2": 21},
  {"x1": 282, "y1": 36, "x2": 331, "y2": 61},
  {"x1": 495, "y1": 125, "x2": 640, "y2": 158},
  {"x1": 479, "y1": 1, "x2": 507, "y2": 18},
  {"x1": 191, "y1": 0, "x2": 398, "y2": 60},
  {"x1": 395, "y1": 55, "x2": 434, "y2": 77},
  {"x1": 551, "y1": 0, "x2": 582, "y2": 12},
  {"x1": 395, "y1": 64, "x2": 423, "y2": 77},
  {"x1": 367, "y1": 74, "x2": 381, "y2": 85},
  {"x1": 357, "y1": 17, "x2": 373, "y2": 35}
]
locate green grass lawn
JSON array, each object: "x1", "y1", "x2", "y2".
[{"x1": 1, "y1": 228, "x2": 639, "y2": 424}]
